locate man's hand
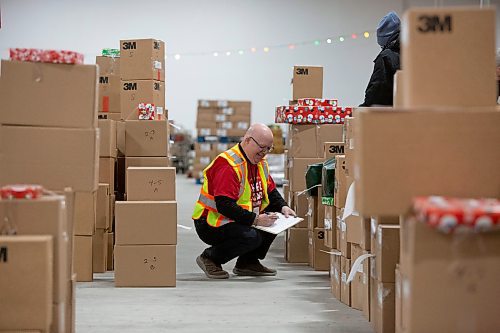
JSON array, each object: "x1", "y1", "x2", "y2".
[
  {"x1": 255, "y1": 213, "x2": 278, "y2": 227},
  {"x1": 281, "y1": 206, "x2": 296, "y2": 218}
]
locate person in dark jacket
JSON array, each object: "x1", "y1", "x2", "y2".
[{"x1": 360, "y1": 11, "x2": 401, "y2": 107}]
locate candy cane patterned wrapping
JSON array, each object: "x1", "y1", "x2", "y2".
[{"x1": 275, "y1": 105, "x2": 352, "y2": 124}]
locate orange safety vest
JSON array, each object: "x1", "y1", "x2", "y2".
[{"x1": 192, "y1": 144, "x2": 270, "y2": 227}]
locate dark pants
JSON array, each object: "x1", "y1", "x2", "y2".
[{"x1": 194, "y1": 218, "x2": 276, "y2": 265}]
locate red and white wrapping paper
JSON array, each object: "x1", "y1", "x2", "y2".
[
  {"x1": 10, "y1": 48, "x2": 84, "y2": 64},
  {"x1": 137, "y1": 103, "x2": 156, "y2": 120},
  {"x1": 412, "y1": 196, "x2": 500, "y2": 233},
  {"x1": 298, "y1": 98, "x2": 339, "y2": 107},
  {"x1": 275, "y1": 105, "x2": 352, "y2": 124},
  {"x1": 0, "y1": 184, "x2": 44, "y2": 200}
]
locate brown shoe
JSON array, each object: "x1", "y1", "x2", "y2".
[
  {"x1": 233, "y1": 262, "x2": 277, "y2": 276},
  {"x1": 196, "y1": 255, "x2": 229, "y2": 279}
]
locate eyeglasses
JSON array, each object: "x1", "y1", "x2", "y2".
[{"x1": 249, "y1": 137, "x2": 274, "y2": 153}]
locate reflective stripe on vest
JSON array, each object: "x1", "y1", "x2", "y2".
[{"x1": 192, "y1": 144, "x2": 270, "y2": 227}]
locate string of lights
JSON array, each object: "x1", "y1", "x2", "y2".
[{"x1": 166, "y1": 30, "x2": 375, "y2": 60}]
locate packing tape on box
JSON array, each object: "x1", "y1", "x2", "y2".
[
  {"x1": 378, "y1": 282, "x2": 392, "y2": 305},
  {"x1": 335, "y1": 268, "x2": 340, "y2": 282},
  {"x1": 320, "y1": 249, "x2": 341, "y2": 256},
  {"x1": 324, "y1": 218, "x2": 332, "y2": 230},
  {"x1": 346, "y1": 253, "x2": 375, "y2": 284},
  {"x1": 371, "y1": 217, "x2": 377, "y2": 236},
  {"x1": 296, "y1": 184, "x2": 321, "y2": 197}
]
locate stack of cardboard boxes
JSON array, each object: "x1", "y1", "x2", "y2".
[
  {"x1": 105, "y1": 38, "x2": 177, "y2": 287},
  {"x1": 0, "y1": 54, "x2": 99, "y2": 331},
  {"x1": 96, "y1": 54, "x2": 121, "y2": 120},
  {"x1": 114, "y1": 166, "x2": 177, "y2": 287},
  {"x1": 96, "y1": 119, "x2": 118, "y2": 272},
  {"x1": 115, "y1": 38, "x2": 170, "y2": 200},
  {"x1": 281, "y1": 66, "x2": 346, "y2": 270},
  {"x1": 345, "y1": 6, "x2": 500, "y2": 333},
  {"x1": 193, "y1": 100, "x2": 251, "y2": 181}
]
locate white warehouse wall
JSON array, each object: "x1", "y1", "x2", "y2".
[{"x1": 0, "y1": 0, "x2": 498, "y2": 134}]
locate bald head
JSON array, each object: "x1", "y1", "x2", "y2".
[
  {"x1": 244, "y1": 123, "x2": 273, "y2": 142},
  {"x1": 240, "y1": 123, "x2": 274, "y2": 164}
]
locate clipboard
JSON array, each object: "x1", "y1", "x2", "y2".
[{"x1": 253, "y1": 213, "x2": 304, "y2": 235}]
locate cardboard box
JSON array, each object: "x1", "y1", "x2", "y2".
[
  {"x1": 115, "y1": 201, "x2": 177, "y2": 245},
  {"x1": 307, "y1": 196, "x2": 316, "y2": 230},
  {"x1": 338, "y1": 217, "x2": 351, "y2": 258},
  {"x1": 126, "y1": 167, "x2": 176, "y2": 201},
  {"x1": 315, "y1": 190, "x2": 325, "y2": 228},
  {"x1": 354, "y1": 108, "x2": 500, "y2": 215},
  {"x1": 125, "y1": 156, "x2": 170, "y2": 168},
  {"x1": 107, "y1": 232, "x2": 114, "y2": 271},
  {"x1": 351, "y1": 245, "x2": 370, "y2": 314},
  {"x1": 371, "y1": 278, "x2": 396, "y2": 333},
  {"x1": 118, "y1": 156, "x2": 171, "y2": 194},
  {"x1": 370, "y1": 216, "x2": 400, "y2": 253},
  {"x1": 120, "y1": 80, "x2": 165, "y2": 120},
  {"x1": 120, "y1": 120, "x2": 169, "y2": 157},
  {"x1": 0, "y1": 60, "x2": 98, "y2": 128},
  {"x1": 0, "y1": 126, "x2": 99, "y2": 192},
  {"x1": 292, "y1": 65, "x2": 323, "y2": 100},
  {"x1": 309, "y1": 228, "x2": 329, "y2": 270},
  {"x1": 324, "y1": 142, "x2": 346, "y2": 159},
  {"x1": 374, "y1": 225, "x2": 400, "y2": 283},
  {"x1": 96, "y1": 55, "x2": 120, "y2": 76},
  {"x1": 92, "y1": 228, "x2": 107, "y2": 273},
  {"x1": 74, "y1": 191, "x2": 97, "y2": 236},
  {"x1": 393, "y1": 70, "x2": 404, "y2": 108},
  {"x1": 98, "y1": 119, "x2": 117, "y2": 158},
  {"x1": 343, "y1": 116, "x2": 355, "y2": 177},
  {"x1": 288, "y1": 124, "x2": 343, "y2": 158},
  {"x1": 330, "y1": 253, "x2": 342, "y2": 299},
  {"x1": 289, "y1": 158, "x2": 325, "y2": 192},
  {"x1": 402, "y1": 7, "x2": 496, "y2": 108},
  {"x1": 345, "y1": 215, "x2": 370, "y2": 248},
  {"x1": 114, "y1": 244, "x2": 176, "y2": 287},
  {"x1": 340, "y1": 256, "x2": 351, "y2": 306},
  {"x1": 324, "y1": 205, "x2": 337, "y2": 249},
  {"x1": 65, "y1": 273, "x2": 77, "y2": 333},
  {"x1": 0, "y1": 194, "x2": 69, "y2": 304},
  {"x1": 292, "y1": 192, "x2": 308, "y2": 227},
  {"x1": 395, "y1": 265, "x2": 402, "y2": 333},
  {"x1": 96, "y1": 184, "x2": 111, "y2": 230},
  {"x1": 399, "y1": 216, "x2": 500, "y2": 332},
  {"x1": 0, "y1": 235, "x2": 53, "y2": 332},
  {"x1": 285, "y1": 227, "x2": 308, "y2": 263},
  {"x1": 120, "y1": 39, "x2": 165, "y2": 81},
  {"x1": 99, "y1": 157, "x2": 116, "y2": 192},
  {"x1": 334, "y1": 155, "x2": 347, "y2": 208},
  {"x1": 98, "y1": 74, "x2": 121, "y2": 113},
  {"x1": 73, "y1": 235, "x2": 92, "y2": 282}
]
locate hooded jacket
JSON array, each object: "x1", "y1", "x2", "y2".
[{"x1": 360, "y1": 25, "x2": 401, "y2": 106}]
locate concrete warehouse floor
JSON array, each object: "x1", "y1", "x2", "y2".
[{"x1": 76, "y1": 175, "x2": 373, "y2": 333}]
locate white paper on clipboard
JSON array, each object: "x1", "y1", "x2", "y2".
[{"x1": 253, "y1": 213, "x2": 304, "y2": 235}]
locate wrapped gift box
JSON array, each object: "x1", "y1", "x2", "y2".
[
  {"x1": 275, "y1": 105, "x2": 352, "y2": 124},
  {"x1": 10, "y1": 48, "x2": 84, "y2": 64},
  {"x1": 412, "y1": 196, "x2": 500, "y2": 233}
]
